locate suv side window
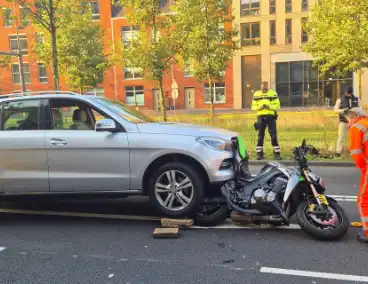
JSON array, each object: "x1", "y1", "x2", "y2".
[
  {"x1": 1, "y1": 100, "x2": 41, "y2": 131},
  {"x1": 49, "y1": 99, "x2": 106, "y2": 131}
]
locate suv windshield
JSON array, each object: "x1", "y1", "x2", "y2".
[{"x1": 93, "y1": 98, "x2": 154, "y2": 123}]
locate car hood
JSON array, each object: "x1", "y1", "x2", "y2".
[{"x1": 136, "y1": 122, "x2": 239, "y2": 139}]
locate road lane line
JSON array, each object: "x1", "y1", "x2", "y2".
[
  {"x1": 0, "y1": 208, "x2": 161, "y2": 221},
  {"x1": 0, "y1": 247, "x2": 6, "y2": 252},
  {"x1": 192, "y1": 222, "x2": 301, "y2": 230},
  {"x1": 329, "y1": 195, "x2": 357, "y2": 202},
  {"x1": 260, "y1": 267, "x2": 368, "y2": 282}
]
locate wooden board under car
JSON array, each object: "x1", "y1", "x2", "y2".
[{"x1": 160, "y1": 218, "x2": 193, "y2": 229}]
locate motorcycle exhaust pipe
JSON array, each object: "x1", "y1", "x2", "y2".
[{"x1": 202, "y1": 197, "x2": 227, "y2": 205}]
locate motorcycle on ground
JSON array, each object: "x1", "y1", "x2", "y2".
[{"x1": 194, "y1": 138, "x2": 350, "y2": 241}]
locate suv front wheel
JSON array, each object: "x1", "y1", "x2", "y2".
[{"x1": 147, "y1": 162, "x2": 205, "y2": 218}]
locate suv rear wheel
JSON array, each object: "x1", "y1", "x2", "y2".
[{"x1": 147, "y1": 161, "x2": 205, "y2": 218}]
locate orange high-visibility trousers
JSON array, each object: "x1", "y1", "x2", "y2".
[
  {"x1": 358, "y1": 168, "x2": 368, "y2": 237},
  {"x1": 349, "y1": 117, "x2": 368, "y2": 238}
]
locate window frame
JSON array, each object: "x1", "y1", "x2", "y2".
[
  {"x1": 301, "y1": 18, "x2": 308, "y2": 43},
  {"x1": 204, "y1": 82, "x2": 226, "y2": 104},
  {"x1": 301, "y1": 0, "x2": 309, "y2": 11},
  {"x1": 269, "y1": 0, "x2": 276, "y2": 14},
  {"x1": 9, "y1": 34, "x2": 28, "y2": 55},
  {"x1": 37, "y1": 63, "x2": 48, "y2": 84},
  {"x1": 19, "y1": 7, "x2": 30, "y2": 26},
  {"x1": 124, "y1": 67, "x2": 143, "y2": 80},
  {"x1": 124, "y1": 85, "x2": 145, "y2": 106},
  {"x1": 0, "y1": 98, "x2": 45, "y2": 131},
  {"x1": 3, "y1": 8, "x2": 12, "y2": 27},
  {"x1": 270, "y1": 20, "x2": 276, "y2": 45},
  {"x1": 285, "y1": 19, "x2": 292, "y2": 44},
  {"x1": 90, "y1": 0, "x2": 100, "y2": 21},
  {"x1": 285, "y1": 0, "x2": 292, "y2": 13},
  {"x1": 240, "y1": 0, "x2": 261, "y2": 17},
  {"x1": 241, "y1": 22, "x2": 261, "y2": 47},
  {"x1": 121, "y1": 26, "x2": 140, "y2": 48},
  {"x1": 45, "y1": 98, "x2": 122, "y2": 131}
]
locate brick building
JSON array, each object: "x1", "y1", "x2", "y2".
[{"x1": 0, "y1": 0, "x2": 234, "y2": 110}]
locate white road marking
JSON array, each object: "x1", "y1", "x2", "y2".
[
  {"x1": 0, "y1": 247, "x2": 6, "y2": 252},
  {"x1": 260, "y1": 267, "x2": 368, "y2": 282},
  {"x1": 192, "y1": 222, "x2": 301, "y2": 230},
  {"x1": 329, "y1": 195, "x2": 357, "y2": 202}
]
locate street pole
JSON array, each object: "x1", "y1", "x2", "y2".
[{"x1": 16, "y1": 25, "x2": 26, "y2": 93}]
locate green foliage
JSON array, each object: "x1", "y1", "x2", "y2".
[
  {"x1": 0, "y1": 55, "x2": 11, "y2": 68},
  {"x1": 28, "y1": 0, "x2": 111, "y2": 92},
  {"x1": 172, "y1": 0, "x2": 239, "y2": 115},
  {"x1": 118, "y1": 0, "x2": 178, "y2": 121},
  {"x1": 302, "y1": 0, "x2": 368, "y2": 76}
]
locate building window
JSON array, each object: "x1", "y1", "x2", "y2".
[
  {"x1": 37, "y1": 63, "x2": 48, "y2": 83},
  {"x1": 204, "y1": 83, "x2": 226, "y2": 104},
  {"x1": 275, "y1": 61, "x2": 353, "y2": 107},
  {"x1": 122, "y1": 26, "x2": 140, "y2": 48},
  {"x1": 301, "y1": 18, "x2": 308, "y2": 43},
  {"x1": 20, "y1": 7, "x2": 29, "y2": 26},
  {"x1": 12, "y1": 63, "x2": 30, "y2": 84},
  {"x1": 241, "y1": 22, "x2": 261, "y2": 46},
  {"x1": 285, "y1": 0, "x2": 292, "y2": 13},
  {"x1": 269, "y1": 0, "x2": 276, "y2": 14},
  {"x1": 35, "y1": 32, "x2": 44, "y2": 44},
  {"x1": 112, "y1": 1, "x2": 124, "y2": 18},
  {"x1": 3, "y1": 8, "x2": 12, "y2": 27},
  {"x1": 90, "y1": 1, "x2": 100, "y2": 20},
  {"x1": 9, "y1": 35, "x2": 28, "y2": 55},
  {"x1": 302, "y1": 0, "x2": 309, "y2": 11},
  {"x1": 124, "y1": 67, "x2": 143, "y2": 80},
  {"x1": 270, "y1": 20, "x2": 276, "y2": 45},
  {"x1": 285, "y1": 19, "x2": 292, "y2": 44},
  {"x1": 125, "y1": 86, "x2": 144, "y2": 106},
  {"x1": 240, "y1": 0, "x2": 260, "y2": 17},
  {"x1": 85, "y1": 87, "x2": 104, "y2": 97}
]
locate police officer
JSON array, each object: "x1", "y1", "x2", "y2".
[
  {"x1": 334, "y1": 86, "x2": 360, "y2": 157},
  {"x1": 251, "y1": 81, "x2": 281, "y2": 160}
]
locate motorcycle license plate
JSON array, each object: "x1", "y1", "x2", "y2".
[{"x1": 317, "y1": 194, "x2": 329, "y2": 205}]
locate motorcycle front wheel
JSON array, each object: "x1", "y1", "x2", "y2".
[{"x1": 296, "y1": 199, "x2": 350, "y2": 241}]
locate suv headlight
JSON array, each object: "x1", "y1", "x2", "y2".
[{"x1": 195, "y1": 137, "x2": 233, "y2": 151}]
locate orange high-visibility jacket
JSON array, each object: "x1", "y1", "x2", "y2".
[{"x1": 349, "y1": 117, "x2": 368, "y2": 170}]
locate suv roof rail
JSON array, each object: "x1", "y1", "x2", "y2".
[{"x1": 0, "y1": 90, "x2": 81, "y2": 98}]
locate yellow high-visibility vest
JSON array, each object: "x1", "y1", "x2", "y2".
[{"x1": 251, "y1": 89, "x2": 281, "y2": 116}]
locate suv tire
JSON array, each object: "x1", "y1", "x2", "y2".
[{"x1": 147, "y1": 161, "x2": 205, "y2": 218}]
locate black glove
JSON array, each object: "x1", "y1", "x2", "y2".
[{"x1": 254, "y1": 122, "x2": 259, "y2": 131}]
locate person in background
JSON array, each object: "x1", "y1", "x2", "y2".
[
  {"x1": 251, "y1": 81, "x2": 281, "y2": 160},
  {"x1": 334, "y1": 85, "x2": 360, "y2": 157},
  {"x1": 345, "y1": 107, "x2": 368, "y2": 244}
]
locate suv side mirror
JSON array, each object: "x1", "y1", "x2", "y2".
[{"x1": 95, "y1": 118, "x2": 117, "y2": 132}]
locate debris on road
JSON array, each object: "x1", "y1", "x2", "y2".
[
  {"x1": 152, "y1": 228, "x2": 179, "y2": 238},
  {"x1": 160, "y1": 218, "x2": 193, "y2": 229}
]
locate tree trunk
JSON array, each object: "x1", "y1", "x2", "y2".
[
  {"x1": 208, "y1": 77, "x2": 214, "y2": 118},
  {"x1": 49, "y1": 0, "x2": 59, "y2": 90},
  {"x1": 357, "y1": 69, "x2": 362, "y2": 100},
  {"x1": 159, "y1": 77, "x2": 167, "y2": 121}
]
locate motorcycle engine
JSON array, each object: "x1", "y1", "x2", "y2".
[{"x1": 251, "y1": 176, "x2": 288, "y2": 204}]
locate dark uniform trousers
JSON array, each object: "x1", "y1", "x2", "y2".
[{"x1": 256, "y1": 115, "x2": 280, "y2": 154}]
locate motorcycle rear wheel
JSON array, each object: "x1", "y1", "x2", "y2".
[
  {"x1": 296, "y1": 199, "x2": 350, "y2": 241},
  {"x1": 193, "y1": 204, "x2": 230, "y2": 227}
]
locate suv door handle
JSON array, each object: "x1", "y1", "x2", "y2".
[{"x1": 50, "y1": 138, "x2": 67, "y2": 146}]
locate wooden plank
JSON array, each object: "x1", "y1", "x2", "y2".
[
  {"x1": 160, "y1": 218, "x2": 193, "y2": 229},
  {"x1": 152, "y1": 227, "x2": 179, "y2": 238}
]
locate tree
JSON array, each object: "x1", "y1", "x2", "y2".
[
  {"x1": 172, "y1": 0, "x2": 239, "y2": 116},
  {"x1": 34, "y1": 0, "x2": 111, "y2": 92},
  {"x1": 7, "y1": 0, "x2": 61, "y2": 90},
  {"x1": 117, "y1": 0, "x2": 179, "y2": 121},
  {"x1": 302, "y1": 0, "x2": 368, "y2": 98}
]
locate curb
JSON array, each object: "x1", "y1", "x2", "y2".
[{"x1": 248, "y1": 160, "x2": 355, "y2": 167}]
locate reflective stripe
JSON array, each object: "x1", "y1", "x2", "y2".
[
  {"x1": 351, "y1": 149, "x2": 363, "y2": 155},
  {"x1": 362, "y1": 216, "x2": 368, "y2": 222},
  {"x1": 352, "y1": 122, "x2": 368, "y2": 133},
  {"x1": 363, "y1": 132, "x2": 368, "y2": 144}
]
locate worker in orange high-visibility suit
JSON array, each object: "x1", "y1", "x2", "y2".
[{"x1": 346, "y1": 107, "x2": 368, "y2": 244}]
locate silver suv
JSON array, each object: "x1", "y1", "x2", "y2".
[{"x1": 0, "y1": 91, "x2": 238, "y2": 218}]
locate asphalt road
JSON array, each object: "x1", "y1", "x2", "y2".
[{"x1": 0, "y1": 166, "x2": 366, "y2": 284}]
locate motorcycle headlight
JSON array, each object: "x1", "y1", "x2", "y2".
[{"x1": 195, "y1": 137, "x2": 233, "y2": 151}]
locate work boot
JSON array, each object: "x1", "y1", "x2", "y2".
[
  {"x1": 274, "y1": 152, "x2": 281, "y2": 161},
  {"x1": 256, "y1": 152, "x2": 264, "y2": 160},
  {"x1": 357, "y1": 231, "x2": 368, "y2": 244}
]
